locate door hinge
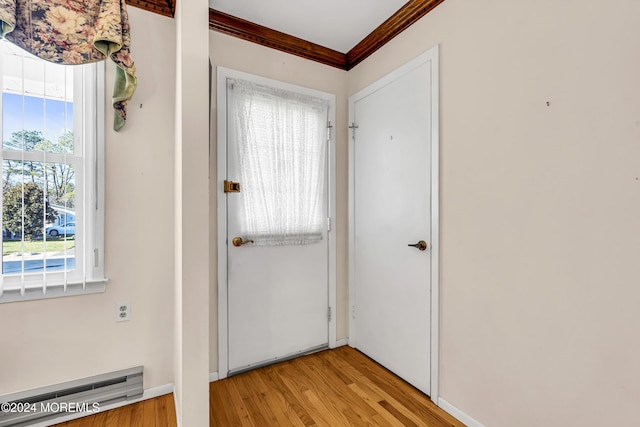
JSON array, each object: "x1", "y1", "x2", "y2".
[
  {"x1": 328, "y1": 306, "x2": 332, "y2": 322},
  {"x1": 349, "y1": 123, "x2": 358, "y2": 140},
  {"x1": 327, "y1": 217, "x2": 331, "y2": 232},
  {"x1": 351, "y1": 305, "x2": 356, "y2": 319},
  {"x1": 224, "y1": 180, "x2": 241, "y2": 193},
  {"x1": 94, "y1": 249, "x2": 99, "y2": 268}
]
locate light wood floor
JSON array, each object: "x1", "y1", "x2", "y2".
[
  {"x1": 53, "y1": 392, "x2": 176, "y2": 426},
  {"x1": 211, "y1": 346, "x2": 464, "y2": 426},
  {"x1": 54, "y1": 346, "x2": 462, "y2": 426}
]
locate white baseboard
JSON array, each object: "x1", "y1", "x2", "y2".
[
  {"x1": 30, "y1": 383, "x2": 174, "y2": 427},
  {"x1": 336, "y1": 338, "x2": 348, "y2": 347},
  {"x1": 209, "y1": 371, "x2": 219, "y2": 382},
  {"x1": 438, "y1": 398, "x2": 485, "y2": 427}
]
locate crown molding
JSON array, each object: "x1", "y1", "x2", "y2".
[
  {"x1": 209, "y1": 9, "x2": 348, "y2": 70},
  {"x1": 346, "y1": 0, "x2": 445, "y2": 69},
  {"x1": 208, "y1": 0, "x2": 445, "y2": 70},
  {"x1": 126, "y1": 0, "x2": 175, "y2": 18}
]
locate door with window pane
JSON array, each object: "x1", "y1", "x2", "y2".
[{"x1": 225, "y1": 77, "x2": 330, "y2": 375}]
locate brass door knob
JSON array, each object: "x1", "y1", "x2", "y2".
[
  {"x1": 232, "y1": 237, "x2": 254, "y2": 247},
  {"x1": 408, "y1": 240, "x2": 428, "y2": 251}
]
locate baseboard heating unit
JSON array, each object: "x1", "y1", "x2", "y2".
[{"x1": 0, "y1": 366, "x2": 143, "y2": 426}]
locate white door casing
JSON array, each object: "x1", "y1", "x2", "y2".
[
  {"x1": 217, "y1": 67, "x2": 337, "y2": 378},
  {"x1": 348, "y1": 46, "x2": 440, "y2": 401}
]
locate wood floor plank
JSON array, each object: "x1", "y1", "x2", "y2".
[
  {"x1": 51, "y1": 347, "x2": 462, "y2": 427},
  {"x1": 341, "y1": 407, "x2": 379, "y2": 427},
  {"x1": 233, "y1": 373, "x2": 277, "y2": 426},
  {"x1": 49, "y1": 394, "x2": 176, "y2": 427},
  {"x1": 338, "y1": 347, "x2": 462, "y2": 426},
  {"x1": 251, "y1": 370, "x2": 315, "y2": 427},
  {"x1": 104, "y1": 406, "x2": 121, "y2": 427},
  {"x1": 130, "y1": 402, "x2": 144, "y2": 426},
  {"x1": 296, "y1": 352, "x2": 379, "y2": 424},
  {"x1": 302, "y1": 388, "x2": 349, "y2": 426},
  {"x1": 347, "y1": 383, "x2": 404, "y2": 427},
  {"x1": 163, "y1": 393, "x2": 178, "y2": 427},
  {"x1": 211, "y1": 378, "x2": 240, "y2": 426},
  {"x1": 150, "y1": 393, "x2": 178, "y2": 427},
  {"x1": 273, "y1": 360, "x2": 333, "y2": 425},
  {"x1": 89, "y1": 410, "x2": 108, "y2": 427},
  {"x1": 116, "y1": 402, "x2": 132, "y2": 426},
  {"x1": 208, "y1": 347, "x2": 464, "y2": 427},
  {"x1": 316, "y1": 349, "x2": 358, "y2": 386},
  {"x1": 281, "y1": 371, "x2": 342, "y2": 425},
  {"x1": 209, "y1": 384, "x2": 217, "y2": 425},
  {"x1": 379, "y1": 400, "x2": 420, "y2": 427},
  {"x1": 154, "y1": 393, "x2": 168, "y2": 426},
  {"x1": 338, "y1": 363, "x2": 388, "y2": 402},
  {"x1": 141, "y1": 397, "x2": 157, "y2": 426},
  {"x1": 260, "y1": 363, "x2": 318, "y2": 425},
  {"x1": 243, "y1": 370, "x2": 307, "y2": 427},
  {"x1": 227, "y1": 379, "x2": 258, "y2": 426},
  {"x1": 343, "y1": 363, "x2": 440, "y2": 427}
]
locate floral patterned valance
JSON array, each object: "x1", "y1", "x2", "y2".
[{"x1": 0, "y1": 0, "x2": 137, "y2": 131}]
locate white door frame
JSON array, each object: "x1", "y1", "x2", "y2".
[
  {"x1": 348, "y1": 45, "x2": 440, "y2": 403},
  {"x1": 216, "y1": 67, "x2": 338, "y2": 380}
]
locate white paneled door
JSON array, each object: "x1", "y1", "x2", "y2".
[
  {"x1": 349, "y1": 48, "x2": 439, "y2": 396},
  {"x1": 218, "y1": 69, "x2": 335, "y2": 377}
]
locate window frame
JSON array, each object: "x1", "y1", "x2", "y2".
[{"x1": 0, "y1": 44, "x2": 106, "y2": 303}]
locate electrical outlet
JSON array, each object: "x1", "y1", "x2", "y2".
[{"x1": 116, "y1": 302, "x2": 130, "y2": 322}]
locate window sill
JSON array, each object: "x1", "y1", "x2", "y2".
[{"x1": 0, "y1": 279, "x2": 108, "y2": 304}]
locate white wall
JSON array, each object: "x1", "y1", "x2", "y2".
[
  {"x1": 348, "y1": 0, "x2": 640, "y2": 426},
  {"x1": 0, "y1": 8, "x2": 176, "y2": 395},
  {"x1": 174, "y1": 0, "x2": 210, "y2": 424},
  {"x1": 5, "y1": 3, "x2": 639, "y2": 426},
  {"x1": 208, "y1": 31, "x2": 349, "y2": 373}
]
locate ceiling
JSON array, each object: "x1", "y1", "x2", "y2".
[
  {"x1": 208, "y1": 0, "x2": 409, "y2": 53},
  {"x1": 125, "y1": 0, "x2": 443, "y2": 70}
]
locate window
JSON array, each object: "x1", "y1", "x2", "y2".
[
  {"x1": 0, "y1": 39, "x2": 105, "y2": 303},
  {"x1": 229, "y1": 78, "x2": 330, "y2": 246}
]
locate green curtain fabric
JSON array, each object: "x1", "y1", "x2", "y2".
[{"x1": 0, "y1": 0, "x2": 137, "y2": 131}]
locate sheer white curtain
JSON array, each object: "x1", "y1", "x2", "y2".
[{"x1": 230, "y1": 78, "x2": 329, "y2": 246}]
